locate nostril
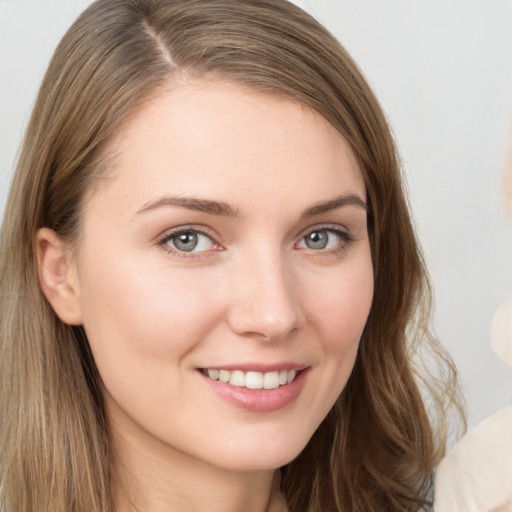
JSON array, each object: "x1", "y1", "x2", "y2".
[{"x1": 227, "y1": 300, "x2": 303, "y2": 341}]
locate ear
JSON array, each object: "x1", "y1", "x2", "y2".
[{"x1": 36, "y1": 227, "x2": 83, "y2": 325}]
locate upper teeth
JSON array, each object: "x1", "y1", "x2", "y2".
[{"x1": 205, "y1": 369, "x2": 297, "y2": 389}]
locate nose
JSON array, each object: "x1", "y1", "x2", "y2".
[{"x1": 226, "y1": 248, "x2": 304, "y2": 342}]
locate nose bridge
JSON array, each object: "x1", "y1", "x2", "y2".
[{"x1": 228, "y1": 244, "x2": 302, "y2": 341}]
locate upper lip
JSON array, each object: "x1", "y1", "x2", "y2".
[{"x1": 198, "y1": 363, "x2": 309, "y2": 373}]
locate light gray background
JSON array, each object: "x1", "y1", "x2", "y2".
[{"x1": 1, "y1": 0, "x2": 512, "y2": 431}]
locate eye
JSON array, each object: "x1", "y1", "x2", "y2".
[
  {"x1": 296, "y1": 227, "x2": 352, "y2": 251},
  {"x1": 160, "y1": 229, "x2": 218, "y2": 253}
]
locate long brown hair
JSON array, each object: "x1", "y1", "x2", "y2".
[{"x1": 0, "y1": 1, "x2": 463, "y2": 510}]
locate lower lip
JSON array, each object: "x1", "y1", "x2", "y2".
[{"x1": 199, "y1": 369, "x2": 309, "y2": 413}]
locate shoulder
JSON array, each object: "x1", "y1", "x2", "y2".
[{"x1": 435, "y1": 405, "x2": 512, "y2": 512}]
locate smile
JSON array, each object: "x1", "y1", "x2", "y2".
[{"x1": 202, "y1": 369, "x2": 297, "y2": 389}]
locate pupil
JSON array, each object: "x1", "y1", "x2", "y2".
[
  {"x1": 174, "y1": 232, "x2": 198, "y2": 252},
  {"x1": 307, "y1": 230, "x2": 328, "y2": 249}
]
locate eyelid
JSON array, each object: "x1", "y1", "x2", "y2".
[{"x1": 297, "y1": 223, "x2": 351, "y2": 239}]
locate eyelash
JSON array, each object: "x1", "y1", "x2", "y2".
[{"x1": 156, "y1": 224, "x2": 354, "y2": 258}]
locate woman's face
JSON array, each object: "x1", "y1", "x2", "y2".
[{"x1": 72, "y1": 80, "x2": 373, "y2": 472}]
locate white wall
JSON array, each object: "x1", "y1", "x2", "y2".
[
  {"x1": 1, "y1": 0, "x2": 512, "y2": 429},
  {"x1": 0, "y1": 0, "x2": 94, "y2": 215}
]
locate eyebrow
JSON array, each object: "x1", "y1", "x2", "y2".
[
  {"x1": 135, "y1": 196, "x2": 240, "y2": 218},
  {"x1": 303, "y1": 194, "x2": 367, "y2": 217},
  {"x1": 135, "y1": 193, "x2": 366, "y2": 218}
]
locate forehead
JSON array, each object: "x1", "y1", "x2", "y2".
[{"x1": 85, "y1": 79, "x2": 365, "y2": 217}]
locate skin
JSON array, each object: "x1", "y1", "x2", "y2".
[{"x1": 38, "y1": 80, "x2": 374, "y2": 512}]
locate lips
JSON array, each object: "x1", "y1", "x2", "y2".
[{"x1": 198, "y1": 365, "x2": 309, "y2": 412}]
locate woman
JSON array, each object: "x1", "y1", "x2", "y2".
[{"x1": 0, "y1": 0, "x2": 462, "y2": 511}]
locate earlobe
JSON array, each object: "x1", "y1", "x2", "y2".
[{"x1": 36, "y1": 227, "x2": 83, "y2": 325}]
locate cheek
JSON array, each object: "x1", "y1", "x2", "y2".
[
  {"x1": 78, "y1": 261, "x2": 227, "y2": 421},
  {"x1": 306, "y1": 262, "x2": 374, "y2": 350},
  {"x1": 78, "y1": 255, "x2": 223, "y2": 367},
  {"x1": 303, "y1": 257, "x2": 373, "y2": 399}
]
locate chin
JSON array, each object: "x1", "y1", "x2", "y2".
[{"x1": 213, "y1": 432, "x2": 312, "y2": 473}]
